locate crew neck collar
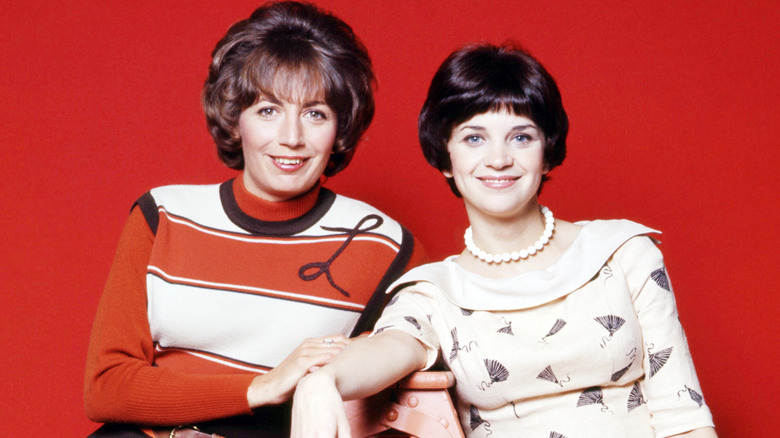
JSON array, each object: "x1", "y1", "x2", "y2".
[{"x1": 220, "y1": 176, "x2": 336, "y2": 236}]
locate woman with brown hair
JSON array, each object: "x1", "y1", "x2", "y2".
[{"x1": 84, "y1": 2, "x2": 425, "y2": 437}]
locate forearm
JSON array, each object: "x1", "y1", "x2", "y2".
[
  {"x1": 86, "y1": 361, "x2": 255, "y2": 425},
  {"x1": 291, "y1": 330, "x2": 428, "y2": 437},
  {"x1": 313, "y1": 330, "x2": 428, "y2": 400}
]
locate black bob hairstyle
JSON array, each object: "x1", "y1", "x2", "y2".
[
  {"x1": 418, "y1": 42, "x2": 569, "y2": 196},
  {"x1": 202, "y1": 1, "x2": 375, "y2": 176}
]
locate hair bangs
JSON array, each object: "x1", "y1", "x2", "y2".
[
  {"x1": 444, "y1": 88, "x2": 538, "y2": 132},
  {"x1": 243, "y1": 49, "x2": 331, "y2": 104}
]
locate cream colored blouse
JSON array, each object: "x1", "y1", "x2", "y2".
[{"x1": 374, "y1": 220, "x2": 715, "y2": 438}]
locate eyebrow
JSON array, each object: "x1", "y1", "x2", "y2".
[
  {"x1": 257, "y1": 95, "x2": 328, "y2": 108},
  {"x1": 458, "y1": 124, "x2": 538, "y2": 132},
  {"x1": 302, "y1": 100, "x2": 328, "y2": 108}
]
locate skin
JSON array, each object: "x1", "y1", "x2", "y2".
[
  {"x1": 290, "y1": 110, "x2": 717, "y2": 437},
  {"x1": 247, "y1": 335, "x2": 352, "y2": 408},
  {"x1": 238, "y1": 93, "x2": 348, "y2": 407},
  {"x1": 443, "y1": 110, "x2": 580, "y2": 278},
  {"x1": 238, "y1": 95, "x2": 337, "y2": 202}
]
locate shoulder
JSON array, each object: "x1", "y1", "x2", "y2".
[
  {"x1": 388, "y1": 260, "x2": 454, "y2": 294},
  {"x1": 574, "y1": 219, "x2": 660, "y2": 239},
  {"x1": 327, "y1": 192, "x2": 407, "y2": 242},
  {"x1": 574, "y1": 219, "x2": 664, "y2": 268},
  {"x1": 613, "y1": 234, "x2": 666, "y2": 273},
  {"x1": 134, "y1": 182, "x2": 225, "y2": 234},
  {"x1": 147, "y1": 183, "x2": 223, "y2": 207},
  {"x1": 330, "y1": 192, "x2": 395, "y2": 220}
]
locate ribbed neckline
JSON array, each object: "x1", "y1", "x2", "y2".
[
  {"x1": 220, "y1": 176, "x2": 336, "y2": 236},
  {"x1": 232, "y1": 175, "x2": 321, "y2": 222}
]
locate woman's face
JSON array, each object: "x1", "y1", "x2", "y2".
[
  {"x1": 444, "y1": 110, "x2": 548, "y2": 220},
  {"x1": 238, "y1": 96, "x2": 337, "y2": 201}
]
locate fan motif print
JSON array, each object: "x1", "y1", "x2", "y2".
[
  {"x1": 469, "y1": 405, "x2": 492, "y2": 436},
  {"x1": 386, "y1": 294, "x2": 400, "y2": 307},
  {"x1": 600, "y1": 264, "x2": 614, "y2": 281},
  {"x1": 479, "y1": 358, "x2": 509, "y2": 390},
  {"x1": 403, "y1": 316, "x2": 421, "y2": 330},
  {"x1": 595, "y1": 314, "x2": 626, "y2": 348},
  {"x1": 496, "y1": 317, "x2": 514, "y2": 335},
  {"x1": 611, "y1": 359, "x2": 634, "y2": 382},
  {"x1": 549, "y1": 433, "x2": 568, "y2": 438},
  {"x1": 540, "y1": 318, "x2": 567, "y2": 343},
  {"x1": 448, "y1": 327, "x2": 477, "y2": 362},
  {"x1": 677, "y1": 385, "x2": 704, "y2": 407},
  {"x1": 577, "y1": 386, "x2": 613, "y2": 413},
  {"x1": 627, "y1": 381, "x2": 646, "y2": 412},
  {"x1": 651, "y1": 267, "x2": 671, "y2": 291},
  {"x1": 461, "y1": 308, "x2": 474, "y2": 316},
  {"x1": 612, "y1": 347, "x2": 637, "y2": 382},
  {"x1": 537, "y1": 365, "x2": 570, "y2": 387},
  {"x1": 648, "y1": 344, "x2": 673, "y2": 378}
]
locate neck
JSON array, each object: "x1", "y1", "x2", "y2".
[
  {"x1": 233, "y1": 175, "x2": 321, "y2": 222},
  {"x1": 465, "y1": 202, "x2": 545, "y2": 254}
]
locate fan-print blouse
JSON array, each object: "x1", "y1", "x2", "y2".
[{"x1": 374, "y1": 220, "x2": 714, "y2": 438}]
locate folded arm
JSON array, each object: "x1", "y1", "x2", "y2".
[{"x1": 291, "y1": 330, "x2": 428, "y2": 438}]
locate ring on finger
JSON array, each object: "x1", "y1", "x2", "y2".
[{"x1": 323, "y1": 338, "x2": 334, "y2": 347}]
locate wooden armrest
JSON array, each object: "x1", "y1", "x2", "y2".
[{"x1": 345, "y1": 371, "x2": 463, "y2": 438}]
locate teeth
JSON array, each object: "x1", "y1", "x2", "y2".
[
  {"x1": 484, "y1": 178, "x2": 511, "y2": 183},
  {"x1": 275, "y1": 158, "x2": 303, "y2": 165}
]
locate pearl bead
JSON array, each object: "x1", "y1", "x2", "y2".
[{"x1": 463, "y1": 205, "x2": 555, "y2": 264}]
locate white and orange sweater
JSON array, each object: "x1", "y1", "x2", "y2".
[{"x1": 85, "y1": 177, "x2": 426, "y2": 426}]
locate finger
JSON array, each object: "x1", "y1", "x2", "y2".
[
  {"x1": 298, "y1": 351, "x2": 341, "y2": 371},
  {"x1": 315, "y1": 337, "x2": 349, "y2": 350},
  {"x1": 317, "y1": 334, "x2": 348, "y2": 344}
]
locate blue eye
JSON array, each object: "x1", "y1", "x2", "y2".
[
  {"x1": 514, "y1": 134, "x2": 530, "y2": 142},
  {"x1": 464, "y1": 135, "x2": 483, "y2": 144}
]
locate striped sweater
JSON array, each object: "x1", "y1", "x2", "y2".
[{"x1": 85, "y1": 177, "x2": 425, "y2": 426}]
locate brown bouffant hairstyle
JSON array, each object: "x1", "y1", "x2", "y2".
[
  {"x1": 418, "y1": 42, "x2": 568, "y2": 196},
  {"x1": 202, "y1": 1, "x2": 375, "y2": 176}
]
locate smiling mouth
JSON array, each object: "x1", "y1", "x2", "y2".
[
  {"x1": 274, "y1": 157, "x2": 305, "y2": 165},
  {"x1": 479, "y1": 177, "x2": 519, "y2": 183}
]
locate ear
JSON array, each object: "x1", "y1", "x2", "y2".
[{"x1": 442, "y1": 169, "x2": 453, "y2": 178}]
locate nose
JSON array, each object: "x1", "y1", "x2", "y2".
[
  {"x1": 279, "y1": 114, "x2": 304, "y2": 148},
  {"x1": 485, "y1": 143, "x2": 513, "y2": 169}
]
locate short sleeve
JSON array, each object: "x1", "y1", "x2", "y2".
[
  {"x1": 372, "y1": 282, "x2": 442, "y2": 370},
  {"x1": 617, "y1": 236, "x2": 715, "y2": 437}
]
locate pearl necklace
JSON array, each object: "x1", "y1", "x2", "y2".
[{"x1": 464, "y1": 205, "x2": 555, "y2": 264}]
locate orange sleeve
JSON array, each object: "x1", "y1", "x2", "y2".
[{"x1": 84, "y1": 206, "x2": 256, "y2": 426}]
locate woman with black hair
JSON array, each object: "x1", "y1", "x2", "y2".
[{"x1": 291, "y1": 43, "x2": 717, "y2": 438}]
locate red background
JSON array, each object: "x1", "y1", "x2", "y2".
[{"x1": 1, "y1": 1, "x2": 777, "y2": 435}]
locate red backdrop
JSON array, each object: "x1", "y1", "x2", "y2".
[{"x1": 1, "y1": 1, "x2": 777, "y2": 435}]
